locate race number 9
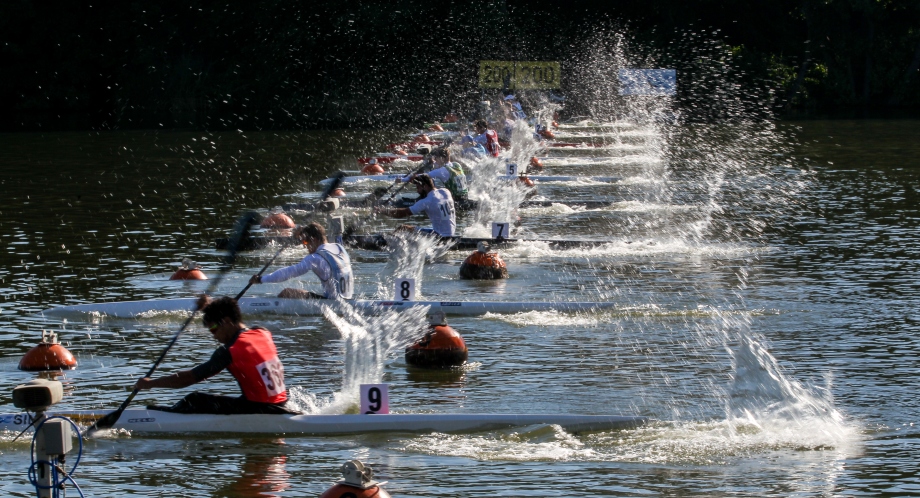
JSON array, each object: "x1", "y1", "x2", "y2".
[
  {"x1": 492, "y1": 222, "x2": 510, "y2": 239},
  {"x1": 395, "y1": 278, "x2": 416, "y2": 301},
  {"x1": 360, "y1": 384, "x2": 389, "y2": 414}
]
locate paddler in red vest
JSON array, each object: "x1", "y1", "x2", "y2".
[
  {"x1": 472, "y1": 119, "x2": 501, "y2": 157},
  {"x1": 136, "y1": 295, "x2": 295, "y2": 414}
]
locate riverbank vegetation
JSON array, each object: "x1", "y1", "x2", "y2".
[{"x1": 2, "y1": 0, "x2": 918, "y2": 130}]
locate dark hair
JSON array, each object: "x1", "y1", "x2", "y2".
[
  {"x1": 202, "y1": 296, "x2": 242, "y2": 325},
  {"x1": 411, "y1": 173, "x2": 435, "y2": 189},
  {"x1": 431, "y1": 147, "x2": 450, "y2": 160},
  {"x1": 474, "y1": 119, "x2": 488, "y2": 129},
  {"x1": 298, "y1": 221, "x2": 327, "y2": 242}
]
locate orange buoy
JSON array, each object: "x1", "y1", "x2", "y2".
[
  {"x1": 413, "y1": 134, "x2": 431, "y2": 143},
  {"x1": 429, "y1": 123, "x2": 444, "y2": 131},
  {"x1": 529, "y1": 157, "x2": 544, "y2": 170},
  {"x1": 260, "y1": 210, "x2": 296, "y2": 229},
  {"x1": 459, "y1": 242, "x2": 509, "y2": 280},
  {"x1": 361, "y1": 163, "x2": 385, "y2": 175},
  {"x1": 443, "y1": 113, "x2": 459, "y2": 123},
  {"x1": 405, "y1": 312, "x2": 468, "y2": 368},
  {"x1": 320, "y1": 460, "x2": 391, "y2": 498},
  {"x1": 552, "y1": 120, "x2": 559, "y2": 128},
  {"x1": 518, "y1": 175, "x2": 535, "y2": 188},
  {"x1": 394, "y1": 148, "x2": 408, "y2": 156},
  {"x1": 330, "y1": 188, "x2": 346, "y2": 198},
  {"x1": 19, "y1": 330, "x2": 77, "y2": 371},
  {"x1": 539, "y1": 129, "x2": 555, "y2": 139},
  {"x1": 170, "y1": 258, "x2": 208, "y2": 280}
]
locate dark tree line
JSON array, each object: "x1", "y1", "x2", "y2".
[{"x1": 1, "y1": 0, "x2": 918, "y2": 131}]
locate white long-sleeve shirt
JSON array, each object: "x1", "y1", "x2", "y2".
[{"x1": 261, "y1": 243, "x2": 353, "y2": 298}]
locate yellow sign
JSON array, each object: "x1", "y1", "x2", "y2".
[{"x1": 479, "y1": 61, "x2": 561, "y2": 90}]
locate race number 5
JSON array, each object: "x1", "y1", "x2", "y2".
[
  {"x1": 360, "y1": 384, "x2": 389, "y2": 414},
  {"x1": 395, "y1": 278, "x2": 415, "y2": 301},
  {"x1": 506, "y1": 163, "x2": 518, "y2": 175},
  {"x1": 492, "y1": 222, "x2": 510, "y2": 239}
]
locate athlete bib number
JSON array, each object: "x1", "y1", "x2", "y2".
[
  {"x1": 257, "y1": 358, "x2": 285, "y2": 397},
  {"x1": 438, "y1": 202, "x2": 454, "y2": 218}
]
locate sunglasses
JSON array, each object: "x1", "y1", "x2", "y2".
[{"x1": 206, "y1": 322, "x2": 219, "y2": 333}]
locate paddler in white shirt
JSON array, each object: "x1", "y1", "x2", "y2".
[
  {"x1": 249, "y1": 222, "x2": 354, "y2": 299},
  {"x1": 377, "y1": 173, "x2": 456, "y2": 237}
]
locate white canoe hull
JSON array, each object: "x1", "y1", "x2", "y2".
[
  {"x1": 0, "y1": 410, "x2": 646, "y2": 435},
  {"x1": 321, "y1": 174, "x2": 619, "y2": 185},
  {"x1": 41, "y1": 297, "x2": 620, "y2": 318}
]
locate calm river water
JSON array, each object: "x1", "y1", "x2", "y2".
[{"x1": 0, "y1": 118, "x2": 918, "y2": 496}]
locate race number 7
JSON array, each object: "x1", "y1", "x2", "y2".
[{"x1": 492, "y1": 222, "x2": 510, "y2": 239}]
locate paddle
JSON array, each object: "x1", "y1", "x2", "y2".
[{"x1": 86, "y1": 210, "x2": 258, "y2": 433}]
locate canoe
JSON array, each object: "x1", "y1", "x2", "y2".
[
  {"x1": 279, "y1": 199, "x2": 614, "y2": 212},
  {"x1": 40, "y1": 297, "x2": 622, "y2": 319},
  {"x1": 343, "y1": 234, "x2": 620, "y2": 251},
  {"x1": 214, "y1": 233, "x2": 620, "y2": 251},
  {"x1": 319, "y1": 174, "x2": 620, "y2": 185},
  {"x1": 0, "y1": 409, "x2": 646, "y2": 435}
]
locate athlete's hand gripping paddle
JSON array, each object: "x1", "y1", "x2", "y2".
[
  {"x1": 86, "y1": 211, "x2": 258, "y2": 434},
  {"x1": 344, "y1": 155, "x2": 433, "y2": 239}
]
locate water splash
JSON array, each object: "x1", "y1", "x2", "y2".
[
  {"x1": 288, "y1": 301, "x2": 427, "y2": 415},
  {"x1": 373, "y1": 231, "x2": 449, "y2": 299}
]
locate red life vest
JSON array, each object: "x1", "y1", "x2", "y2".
[
  {"x1": 484, "y1": 129, "x2": 501, "y2": 157},
  {"x1": 226, "y1": 327, "x2": 287, "y2": 404}
]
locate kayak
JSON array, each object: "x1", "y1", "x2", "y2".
[
  {"x1": 0, "y1": 410, "x2": 647, "y2": 435},
  {"x1": 319, "y1": 174, "x2": 620, "y2": 185},
  {"x1": 214, "y1": 233, "x2": 620, "y2": 251},
  {"x1": 40, "y1": 297, "x2": 622, "y2": 319}
]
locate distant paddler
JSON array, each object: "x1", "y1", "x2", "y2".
[
  {"x1": 249, "y1": 222, "x2": 354, "y2": 299},
  {"x1": 471, "y1": 119, "x2": 501, "y2": 157},
  {"x1": 136, "y1": 295, "x2": 296, "y2": 414},
  {"x1": 376, "y1": 173, "x2": 456, "y2": 237},
  {"x1": 396, "y1": 147, "x2": 469, "y2": 205}
]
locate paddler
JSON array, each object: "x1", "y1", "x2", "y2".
[
  {"x1": 249, "y1": 221, "x2": 354, "y2": 299},
  {"x1": 376, "y1": 173, "x2": 456, "y2": 237},
  {"x1": 472, "y1": 119, "x2": 501, "y2": 157},
  {"x1": 397, "y1": 147, "x2": 469, "y2": 204},
  {"x1": 136, "y1": 295, "x2": 295, "y2": 414},
  {"x1": 460, "y1": 134, "x2": 487, "y2": 159}
]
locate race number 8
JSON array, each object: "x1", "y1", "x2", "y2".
[
  {"x1": 395, "y1": 278, "x2": 415, "y2": 301},
  {"x1": 360, "y1": 384, "x2": 389, "y2": 414}
]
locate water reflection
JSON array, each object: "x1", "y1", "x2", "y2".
[{"x1": 213, "y1": 439, "x2": 291, "y2": 498}]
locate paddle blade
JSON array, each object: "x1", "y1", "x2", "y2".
[
  {"x1": 86, "y1": 406, "x2": 127, "y2": 432},
  {"x1": 319, "y1": 171, "x2": 347, "y2": 202},
  {"x1": 222, "y1": 210, "x2": 259, "y2": 264}
]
